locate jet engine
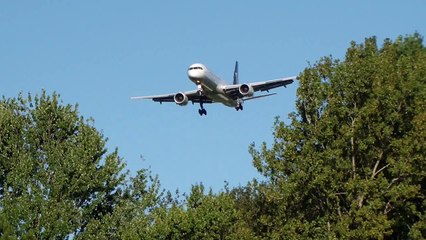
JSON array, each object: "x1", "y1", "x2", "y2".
[
  {"x1": 239, "y1": 84, "x2": 254, "y2": 97},
  {"x1": 174, "y1": 92, "x2": 189, "y2": 106}
]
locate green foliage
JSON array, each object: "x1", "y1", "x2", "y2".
[
  {"x1": 249, "y1": 33, "x2": 426, "y2": 239},
  {"x1": 78, "y1": 169, "x2": 164, "y2": 239},
  {"x1": 0, "y1": 91, "x2": 127, "y2": 238},
  {"x1": 147, "y1": 183, "x2": 242, "y2": 240}
]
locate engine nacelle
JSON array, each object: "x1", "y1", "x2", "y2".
[
  {"x1": 174, "y1": 92, "x2": 189, "y2": 106},
  {"x1": 239, "y1": 84, "x2": 254, "y2": 97}
]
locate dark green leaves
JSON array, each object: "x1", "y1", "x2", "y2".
[{"x1": 249, "y1": 33, "x2": 426, "y2": 239}]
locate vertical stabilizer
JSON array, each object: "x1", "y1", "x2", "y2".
[{"x1": 233, "y1": 61, "x2": 239, "y2": 85}]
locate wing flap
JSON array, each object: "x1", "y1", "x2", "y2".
[{"x1": 243, "y1": 93, "x2": 277, "y2": 101}]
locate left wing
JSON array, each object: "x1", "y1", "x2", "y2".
[
  {"x1": 250, "y1": 76, "x2": 295, "y2": 92},
  {"x1": 131, "y1": 90, "x2": 213, "y2": 104},
  {"x1": 223, "y1": 76, "x2": 296, "y2": 99}
]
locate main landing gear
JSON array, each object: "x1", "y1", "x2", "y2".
[
  {"x1": 235, "y1": 99, "x2": 244, "y2": 111},
  {"x1": 198, "y1": 102, "x2": 207, "y2": 116}
]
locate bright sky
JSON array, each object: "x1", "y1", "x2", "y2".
[{"x1": 1, "y1": 1, "x2": 425, "y2": 194}]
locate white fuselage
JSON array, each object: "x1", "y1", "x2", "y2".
[{"x1": 187, "y1": 63, "x2": 237, "y2": 107}]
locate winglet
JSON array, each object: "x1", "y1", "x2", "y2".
[{"x1": 233, "y1": 61, "x2": 239, "y2": 85}]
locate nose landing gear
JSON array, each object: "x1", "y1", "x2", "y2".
[
  {"x1": 198, "y1": 102, "x2": 207, "y2": 116},
  {"x1": 198, "y1": 108, "x2": 207, "y2": 116},
  {"x1": 196, "y1": 86, "x2": 207, "y2": 116}
]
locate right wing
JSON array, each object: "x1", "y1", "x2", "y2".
[{"x1": 131, "y1": 90, "x2": 213, "y2": 104}]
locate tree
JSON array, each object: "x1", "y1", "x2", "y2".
[
  {"x1": 0, "y1": 91, "x2": 127, "y2": 238},
  {"x1": 249, "y1": 33, "x2": 426, "y2": 239},
  {"x1": 79, "y1": 169, "x2": 164, "y2": 239},
  {"x1": 0, "y1": 92, "x2": 245, "y2": 240},
  {"x1": 229, "y1": 180, "x2": 274, "y2": 239},
  {"x1": 147, "y1": 183, "x2": 242, "y2": 240}
]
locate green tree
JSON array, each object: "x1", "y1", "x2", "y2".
[
  {"x1": 229, "y1": 180, "x2": 273, "y2": 239},
  {"x1": 0, "y1": 91, "x2": 127, "y2": 238},
  {"x1": 146, "y1": 183, "x2": 242, "y2": 240},
  {"x1": 79, "y1": 169, "x2": 163, "y2": 239},
  {"x1": 249, "y1": 33, "x2": 426, "y2": 239}
]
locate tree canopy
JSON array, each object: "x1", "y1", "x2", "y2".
[
  {"x1": 1, "y1": 33, "x2": 425, "y2": 239},
  {"x1": 249, "y1": 33, "x2": 426, "y2": 239},
  {"x1": 0, "y1": 91, "x2": 129, "y2": 238}
]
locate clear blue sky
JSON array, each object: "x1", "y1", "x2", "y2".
[{"x1": 1, "y1": 1, "x2": 425, "y2": 193}]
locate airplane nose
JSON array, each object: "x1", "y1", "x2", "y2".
[{"x1": 188, "y1": 69, "x2": 205, "y2": 80}]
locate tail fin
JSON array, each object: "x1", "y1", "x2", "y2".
[{"x1": 233, "y1": 61, "x2": 239, "y2": 85}]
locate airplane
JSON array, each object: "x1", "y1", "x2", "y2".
[{"x1": 131, "y1": 61, "x2": 295, "y2": 116}]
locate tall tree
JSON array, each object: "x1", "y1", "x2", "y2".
[
  {"x1": 249, "y1": 33, "x2": 426, "y2": 239},
  {"x1": 0, "y1": 91, "x2": 127, "y2": 238}
]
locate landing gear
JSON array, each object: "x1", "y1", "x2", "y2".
[
  {"x1": 235, "y1": 105, "x2": 243, "y2": 111},
  {"x1": 197, "y1": 84, "x2": 203, "y2": 95},
  {"x1": 198, "y1": 108, "x2": 207, "y2": 116},
  {"x1": 197, "y1": 86, "x2": 207, "y2": 116},
  {"x1": 235, "y1": 99, "x2": 244, "y2": 111},
  {"x1": 198, "y1": 101, "x2": 207, "y2": 116}
]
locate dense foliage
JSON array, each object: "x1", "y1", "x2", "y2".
[
  {"x1": 249, "y1": 33, "x2": 426, "y2": 239},
  {"x1": 0, "y1": 92, "x2": 129, "y2": 238},
  {"x1": 0, "y1": 33, "x2": 424, "y2": 239}
]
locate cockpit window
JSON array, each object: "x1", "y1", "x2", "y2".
[{"x1": 188, "y1": 66, "x2": 204, "y2": 70}]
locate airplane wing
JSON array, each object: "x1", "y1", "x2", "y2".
[
  {"x1": 131, "y1": 90, "x2": 213, "y2": 104},
  {"x1": 250, "y1": 76, "x2": 295, "y2": 92},
  {"x1": 223, "y1": 76, "x2": 296, "y2": 99}
]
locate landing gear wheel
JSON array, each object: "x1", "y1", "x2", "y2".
[
  {"x1": 235, "y1": 99, "x2": 244, "y2": 111},
  {"x1": 198, "y1": 101, "x2": 207, "y2": 116},
  {"x1": 198, "y1": 108, "x2": 207, "y2": 116}
]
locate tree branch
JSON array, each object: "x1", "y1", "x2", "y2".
[
  {"x1": 371, "y1": 151, "x2": 384, "y2": 179},
  {"x1": 351, "y1": 117, "x2": 357, "y2": 180}
]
